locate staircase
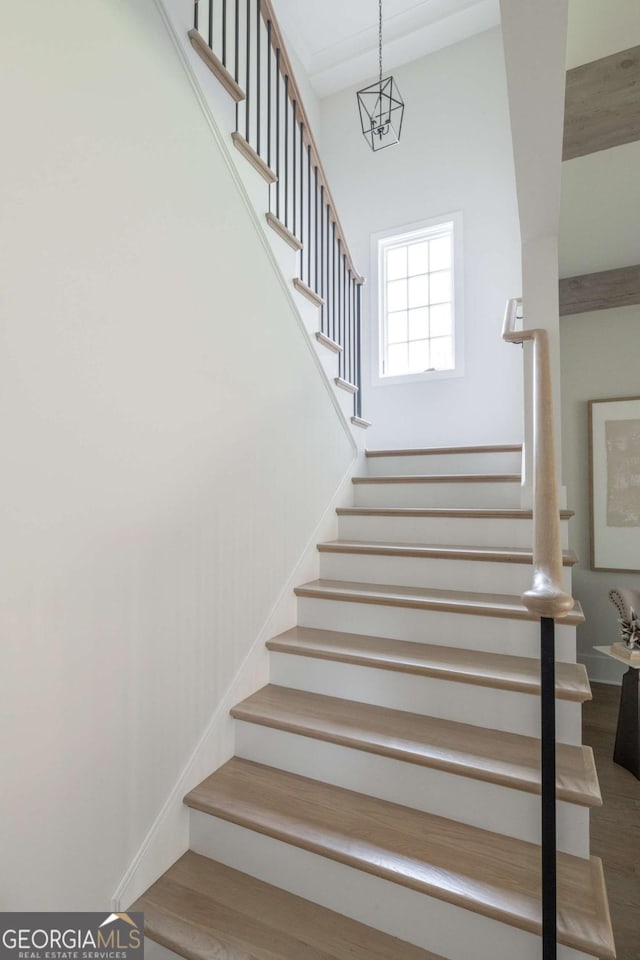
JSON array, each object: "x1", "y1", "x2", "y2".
[{"x1": 133, "y1": 444, "x2": 615, "y2": 960}]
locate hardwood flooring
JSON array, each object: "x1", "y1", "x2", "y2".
[{"x1": 583, "y1": 682, "x2": 640, "y2": 960}]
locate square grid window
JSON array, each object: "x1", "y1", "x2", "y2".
[{"x1": 380, "y1": 223, "x2": 455, "y2": 378}]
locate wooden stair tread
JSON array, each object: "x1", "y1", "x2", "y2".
[
  {"x1": 294, "y1": 579, "x2": 585, "y2": 625},
  {"x1": 366, "y1": 444, "x2": 523, "y2": 457},
  {"x1": 353, "y1": 474, "x2": 521, "y2": 484},
  {"x1": 267, "y1": 626, "x2": 591, "y2": 700},
  {"x1": 337, "y1": 506, "x2": 575, "y2": 519},
  {"x1": 134, "y1": 851, "x2": 443, "y2": 960},
  {"x1": 184, "y1": 759, "x2": 615, "y2": 959},
  {"x1": 318, "y1": 539, "x2": 578, "y2": 566},
  {"x1": 231, "y1": 685, "x2": 600, "y2": 805}
]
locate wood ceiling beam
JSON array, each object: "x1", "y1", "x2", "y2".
[
  {"x1": 559, "y1": 264, "x2": 640, "y2": 315},
  {"x1": 563, "y1": 46, "x2": 640, "y2": 160}
]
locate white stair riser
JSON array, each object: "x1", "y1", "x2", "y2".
[
  {"x1": 234, "y1": 721, "x2": 590, "y2": 856},
  {"x1": 189, "y1": 812, "x2": 593, "y2": 960},
  {"x1": 353, "y1": 481, "x2": 522, "y2": 509},
  {"x1": 319, "y1": 551, "x2": 573, "y2": 595},
  {"x1": 338, "y1": 513, "x2": 570, "y2": 549},
  {"x1": 366, "y1": 451, "x2": 523, "y2": 476},
  {"x1": 297, "y1": 597, "x2": 578, "y2": 660},
  {"x1": 268, "y1": 653, "x2": 582, "y2": 743}
]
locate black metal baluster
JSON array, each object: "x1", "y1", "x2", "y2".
[
  {"x1": 292, "y1": 102, "x2": 297, "y2": 238},
  {"x1": 284, "y1": 76, "x2": 289, "y2": 227},
  {"x1": 352, "y1": 275, "x2": 356, "y2": 387},
  {"x1": 222, "y1": 0, "x2": 227, "y2": 65},
  {"x1": 349, "y1": 272, "x2": 354, "y2": 386},
  {"x1": 194, "y1": 0, "x2": 199, "y2": 31},
  {"x1": 207, "y1": 0, "x2": 213, "y2": 48},
  {"x1": 343, "y1": 255, "x2": 347, "y2": 380},
  {"x1": 256, "y1": 0, "x2": 261, "y2": 157},
  {"x1": 267, "y1": 21, "x2": 272, "y2": 171},
  {"x1": 314, "y1": 166, "x2": 319, "y2": 293},
  {"x1": 332, "y1": 222, "x2": 337, "y2": 344},
  {"x1": 299, "y1": 122, "x2": 304, "y2": 273},
  {"x1": 307, "y1": 145, "x2": 312, "y2": 287},
  {"x1": 345, "y1": 269, "x2": 350, "y2": 383},
  {"x1": 234, "y1": 0, "x2": 239, "y2": 79},
  {"x1": 275, "y1": 50, "x2": 281, "y2": 218},
  {"x1": 245, "y1": 0, "x2": 251, "y2": 142},
  {"x1": 338, "y1": 242, "x2": 343, "y2": 377},
  {"x1": 328, "y1": 207, "x2": 332, "y2": 336},
  {"x1": 356, "y1": 282, "x2": 362, "y2": 417},
  {"x1": 320, "y1": 188, "x2": 325, "y2": 333},
  {"x1": 234, "y1": 0, "x2": 239, "y2": 128},
  {"x1": 541, "y1": 617, "x2": 557, "y2": 960},
  {"x1": 327, "y1": 217, "x2": 332, "y2": 340},
  {"x1": 341, "y1": 249, "x2": 345, "y2": 371}
]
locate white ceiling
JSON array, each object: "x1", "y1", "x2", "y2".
[{"x1": 272, "y1": 0, "x2": 501, "y2": 97}]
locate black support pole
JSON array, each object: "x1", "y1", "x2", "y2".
[{"x1": 540, "y1": 615, "x2": 557, "y2": 960}]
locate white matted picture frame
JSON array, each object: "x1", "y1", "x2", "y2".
[{"x1": 589, "y1": 395, "x2": 640, "y2": 572}]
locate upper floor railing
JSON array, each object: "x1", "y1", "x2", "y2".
[{"x1": 191, "y1": 0, "x2": 364, "y2": 417}]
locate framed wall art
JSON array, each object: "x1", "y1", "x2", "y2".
[{"x1": 589, "y1": 395, "x2": 640, "y2": 572}]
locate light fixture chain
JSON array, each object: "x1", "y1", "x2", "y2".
[
  {"x1": 356, "y1": 0, "x2": 404, "y2": 150},
  {"x1": 379, "y1": 0, "x2": 383, "y2": 84}
]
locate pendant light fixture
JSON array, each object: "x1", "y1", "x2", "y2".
[{"x1": 357, "y1": 0, "x2": 405, "y2": 151}]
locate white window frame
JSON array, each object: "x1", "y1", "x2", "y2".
[{"x1": 371, "y1": 212, "x2": 464, "y2": 387}]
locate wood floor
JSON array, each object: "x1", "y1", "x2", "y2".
[{"x1": 583, "y1": 682, "x2": 640, "y2": 959}]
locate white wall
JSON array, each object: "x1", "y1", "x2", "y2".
[
  {"x1": 560, "y1": 306, "x2": 640, "y2": 684},
  {"x1": 0, "y1": 0, "x2": 353, "y2": 909},
  {"x1": 559, "y1": 0, "x2": 640, "y2": 683},
  {"x1": 566, "y1": 0, "x2": 640, "y2": 68},
  {"x1": 319, "y1": 28, "x2": 522, "y2": 449},
  {"x1": 560, "y1": 141, "x2": 640, "y2": 278}
]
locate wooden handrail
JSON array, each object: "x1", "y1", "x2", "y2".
[
  {"x1": 258, "y1": 0, "x2": 364, "y2": 284},
  {"x1": 503, "y1": 298, "x2": 575, "y2": 620}
]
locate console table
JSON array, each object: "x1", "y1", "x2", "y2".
[{"x1": 594, "y1": 644, "x2": 640, "y2": 779}]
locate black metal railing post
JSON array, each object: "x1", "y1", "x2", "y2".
[{"x1": 541, "y1": 615, "x2": 557, "y2": 960}]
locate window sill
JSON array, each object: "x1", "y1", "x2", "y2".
[{"x1": 372, "y1": 365, "x2": 465, "y2": 387}]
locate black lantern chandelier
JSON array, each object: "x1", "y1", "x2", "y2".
[{"x1": 357, "y1": 0, "x2": 405, "y2": 151}]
